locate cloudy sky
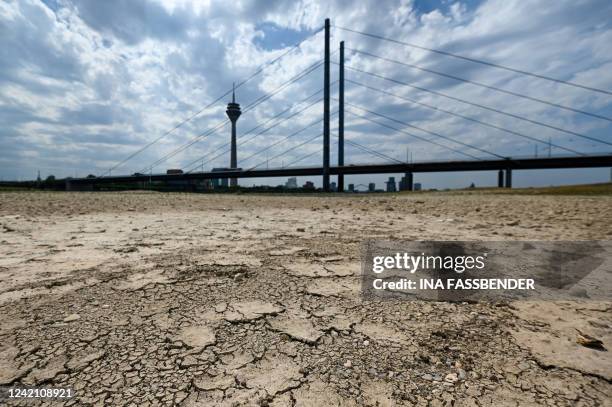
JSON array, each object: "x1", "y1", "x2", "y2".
[{"x1": 1, "y1": 0, "x2": 611, "y2": 188}]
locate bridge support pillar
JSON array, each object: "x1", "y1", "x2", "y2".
[
  {"x1": 337, "y1": 40, "x2": 344, "y2": 193},
  {"x1": 406, "y1": 172, "x2": 413, "y2": 191},
  {"x1": 322, "y1": 18, "x2": 331, "y2": 191},
  {"x1": 505, "y1": 168, "x2": 512, "y2": 188},
  {"x1": 497, "y1": 170, "x2": 504, "y2": 188}
]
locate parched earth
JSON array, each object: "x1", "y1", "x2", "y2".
[{"x1": 0, "y1": 191, "x2": 611, "y2": 406}]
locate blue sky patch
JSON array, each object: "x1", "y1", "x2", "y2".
[
  {"x1": 254, "y1": 22, "x2": 315, "y2": 50},
  {"x1": 412, "y1": 0, "x2": 484, "y2": 15}
]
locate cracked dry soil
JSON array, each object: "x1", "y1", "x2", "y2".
[{"x1": 0, "y1": 191, "x2": 611, "y2": 406}]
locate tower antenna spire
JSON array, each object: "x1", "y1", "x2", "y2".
[{"x1": 232, "y1": 82, "x2": 235, "y2": 103}]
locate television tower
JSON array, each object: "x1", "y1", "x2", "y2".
[{"x1": 226, "y1": 83, "x2": 241, "y2": 187}]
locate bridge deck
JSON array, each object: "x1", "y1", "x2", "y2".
[{"x1": 71, "y1": 154, "x2": 612, "y2": 184}]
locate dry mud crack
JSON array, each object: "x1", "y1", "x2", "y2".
[{"x1": 0, "y1": 191, "x2": 610, "y2": 406}]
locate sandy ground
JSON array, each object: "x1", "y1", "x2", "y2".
[{"x1": 0, "y1": 190, "x2": 611, "y2": 406}]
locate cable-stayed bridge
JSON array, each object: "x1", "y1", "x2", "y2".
[{"x1": 69, "y1": 19, "x2": 612, "y2": 191}]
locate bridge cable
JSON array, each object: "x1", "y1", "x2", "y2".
[
  {"x1": 346, "y1": 78, "x2": 612, "y2": 148},
  {"x1": 344, "y1": 139, "x2": 406, "y2": 164},
  {"x1": 184, "y1": 96, "x2": 324, "y2": 173},
  {"x1": 344, "y1": 65, "x2": 591, "y2": 154},
  {"x1": 342, "y1": 97, "x2": 503, "y2": 158},
  {"x1": 141, "y1": 121, "x2": 229, "y2": 174},
  {"x1": 241, "y1": 112, "x2": 337, "y2": 167},
  {"x1": 343, "y1": 100, "x2": 584, "y2": 156},
  {"x1": 343, "y1": 108, "x2": 483, "y2": 160},
  {"x1": 333, "y1": 25, "x2": 612, "y2": 96},
  {"x1": 141, "y1": 60, "x2": 324, "y2": 173},
  {"x1": 184, "y1": 95, "x2": 324, "y2": 173},
  {"x1": 139, "y1": 60, "x2": 325, "y2": 173},
  {"x1": 345, "y1": 48, "x2": 612, "y2": 122},
  {"x1": 101, "y1": 26, "x2": 324, "y2": 177},
  {"x1": 242, "y1": 49, "x2": 337, "y2": 112},
  {"x1": 280, "y1": 137, "x2": 397, "y2": 169},
  {"x1": 183, "y1": 83, "x2": 337, "y2": 173},
  {"x1": 283, "y1": 147, "x2": 323, "y2": 168},
  {"x1": 281, "y1": 136, "x2": 395, "y2": 169},
  {"x1": 249, "y1": 133, "x2": 323, "y2": 171}
]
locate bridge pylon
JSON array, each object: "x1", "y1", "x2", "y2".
[
  {"x1": 322, "y1": 18, "x2": 331, "y2": 191},
  {"x1": 338, "y1": 40, "x2": 345, "y2": 192}
]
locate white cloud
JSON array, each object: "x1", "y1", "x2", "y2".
[{"x1": 0, "y1": 0, "x2": 610, "y2": 187}]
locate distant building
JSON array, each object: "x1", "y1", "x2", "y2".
[
  {"x1": 368, "y1": 182, "x2": 375, "y2": 192},
  {"x1": 285, "y1": 177, "x2": 298, "y2": 189},
  {"x1": 386, "y1": 177, "x2": 396, "y2": 192},
  {"x1": 166, "y1": 169, "x2": 183, "y2": 175},
  {"x1": 414, "y1": 182, "x2": 422, "y2": 191},
  {"x1": 348, "y1": 183, "x2": 355, "y2": 192},
  {"x1": 330, "y1": 182, "x2": 337, "y2": 192},
  {"x1": 399, "y1": 172, "x2": 414, "y2": 191},
  {"x1": 303, "y1": 181, "x2": 315, "y2": 190}
]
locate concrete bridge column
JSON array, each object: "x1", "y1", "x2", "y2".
[
  {"x1": 322, "y1": 18, "x2": 331, "y2": 191},
  {"x1": 505, "y1": 168, "x2": 512, "y2": 188},
  {"x1": 497, "y1": 170, "x2": 504, "y2": 188}
]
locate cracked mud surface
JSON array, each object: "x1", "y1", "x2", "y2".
[{"x1": 0, "y1": 191, "x2": 611, "y2": 406}]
